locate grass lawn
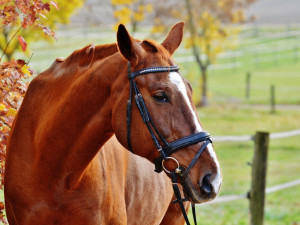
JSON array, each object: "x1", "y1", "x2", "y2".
[
  {"x1": 180, "y1": 59, "x2": 300, "y2": 106},
  {"x1": 188, "y1": 105, "x2": 300, "y2": 225}
]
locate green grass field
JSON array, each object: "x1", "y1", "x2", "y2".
[
  {"x1": 2, "y1": 26, "x2": 300, "y2": 224},
  {"x1": 188, "y1": 105, "x2": 300, "y2": 225},
  {"x1": 189, "y1": 40, "x2": 300, "y2": 224}
]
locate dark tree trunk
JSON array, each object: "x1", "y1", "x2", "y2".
[
  {"x1": 185, "y1": 0, "x2": 209, "y2": 107},
  {"x1": 200, "y1": 68, "x2": 208, "y2": 107}
]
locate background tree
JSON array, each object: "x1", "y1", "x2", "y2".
[
  {"x1": 111, "y1": 0, "x2": 152, "y2": 33},
  {"x1": 152, "y1": 0, "x2": 256, "y2": 106},
  {"x1": 184, "y1": 0, "x2": 256, "y2": 106},
  {"x1": 0, "y1": 0, "x2": 84, "y2": 61}
]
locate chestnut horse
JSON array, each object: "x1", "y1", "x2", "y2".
[
  {"x1": 99, "y1": 135, "x2": 188, "y2": 225},
  {"x1": 4, "y1": 22, "x2": 221, "y2": 224}
]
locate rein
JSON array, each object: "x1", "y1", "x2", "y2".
[{"x1": 126, "y1": 62, "x2": 212, "y2": 225}]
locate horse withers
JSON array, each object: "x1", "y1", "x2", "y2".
[{"x1": 4, "y1": 22, "x2": 221, "y2": 224}]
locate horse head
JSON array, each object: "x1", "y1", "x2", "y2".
[{"x1": 111, "y1": 22, "x2": 222, "y2": 203}]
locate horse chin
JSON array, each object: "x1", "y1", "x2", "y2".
[{"x1": 181, "y1": 176, "x2": 217, "y2": 204}]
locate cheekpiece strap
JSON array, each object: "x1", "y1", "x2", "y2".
[{"x1": 127, "y1": 62, "x2": 180, "y2": 158}]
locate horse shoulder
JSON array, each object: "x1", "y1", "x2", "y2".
[
  {"x1": 125, "y1": 152, "x2": 173, "y2": 225},
  {"x1": 91, "y1": 137, "x2": 129, "y2": 224}
]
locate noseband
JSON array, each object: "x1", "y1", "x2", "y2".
[{"x1": 126, "y1": 62, "x2": 212, "y2": 225}]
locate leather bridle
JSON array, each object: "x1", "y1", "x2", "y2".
[{"x1": 126, "y1": 62, "x2": 212, "y2": 225}]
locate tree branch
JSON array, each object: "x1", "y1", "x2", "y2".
[
  {"x1": 185, "y1": 0, "x2": 205, "y2": 71},
  {"x1": 0, "y1": 25, "x2": 22, "y2": 62}
]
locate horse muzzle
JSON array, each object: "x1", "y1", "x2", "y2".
[{"x1": 181, "y1": 172, "x2": 220, "y2": 203}]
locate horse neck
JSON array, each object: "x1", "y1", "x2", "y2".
[{"x1": 27, "y1": 50, "x2": 128, "y2": 189}]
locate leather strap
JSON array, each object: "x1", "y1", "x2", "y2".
[
  {"x1": 154, "y1": 133, "x2": 211, "y2": 173},
  {"x1": 192, "y1": 203, "x2": 197, "y2": 225},
  {"x1": 166, "y1": 132, "x2": 210, "y2": 153},
  {"x1": 126, "y1": 63, "x2": 134, "y2": 152},
  {"x1": 181, "y1": 139, "x2": 212, "y2": 182},
  {"x1": 170, "y1": 172, "x2": 191, "y2": 225},
  {"x1": 128, "y1": 65, "x2": 179, "y2": 79}
]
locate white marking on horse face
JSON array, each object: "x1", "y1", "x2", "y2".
[
  {"x1": 168, "y1": 72, "x2": 202, "y2": 132},
  {"x1": 207, "y1": 144, "x2": 222, "y2": 193},
  {"x1": 168, "y1": 72, "x2": 222, "y2": 194}
]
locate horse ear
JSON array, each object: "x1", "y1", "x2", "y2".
[
  {"x1": 161, "y1": 22, "x2": 185, "y2": 55},
  {"x1": 117, "y1": 24, "x2": 145, "y2": 64}
]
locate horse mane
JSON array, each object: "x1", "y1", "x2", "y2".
[
  {"x1": 46, "y1": 43, "x2": 118, "y2": 77},
  {"x1": 44, "y1": 39, "x2": 172, "y2": 78}
]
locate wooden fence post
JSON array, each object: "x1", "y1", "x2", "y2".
[{"x1": 250, "y1": 131, "x2": 270, "y2": 225}]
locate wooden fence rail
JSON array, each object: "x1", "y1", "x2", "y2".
[
  {"x1": 197, "y1": 129, "x2": 300, "y2": 225},
  {"x1": 204, "y1": 178, "x2": 300, "y2": 205},
  {"x1": 212, "y1": 129, "x2": 300, "y2": 142}
]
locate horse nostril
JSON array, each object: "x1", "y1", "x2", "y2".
[{"x1": 201, "y1": 174, "x2": 212, "y2": 194}]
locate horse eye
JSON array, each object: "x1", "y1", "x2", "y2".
[{"x1": 153, "y1": 92, "x2": 169, "y2": 103}]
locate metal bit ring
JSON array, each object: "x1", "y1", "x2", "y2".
[{"x1": 162, "y1": 157, "x2": 180, "y2": 174}]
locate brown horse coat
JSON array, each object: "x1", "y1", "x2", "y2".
[
  {"x1": 4, "y1": 45, "x2": 188, "y2": 225},
  {"x1": 5, "y1": 22, "x2": 220, "y2": 224},
  {"x1": 102, "y1": 136, "x2": 188, "y2": 225}
]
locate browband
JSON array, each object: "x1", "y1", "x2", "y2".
[{"x1": 128, "y1": 65, "x2": 179, "y2": 79}]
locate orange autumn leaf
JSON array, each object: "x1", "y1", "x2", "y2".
[
  {"x1": 50, "y1": 1, "x2": 59, "y2": 10},
  {"x1": 17, "y1": 36, "x2": 27, "y2": 52}
]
